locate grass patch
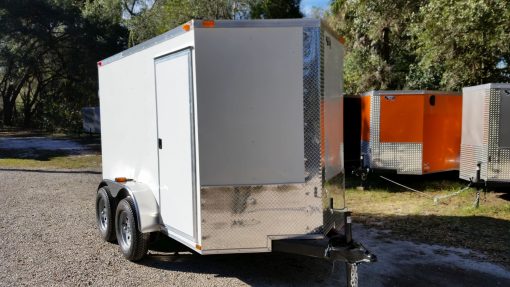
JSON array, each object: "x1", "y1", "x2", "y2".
[
  {"x1": 346, "y1": 178, "x2": 510, "y2": 266},
  {"x1": 0, "y1": 154, "x2": 101, "y2": 170}
]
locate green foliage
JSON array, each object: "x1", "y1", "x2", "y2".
[
  {"x1": 250, "y1": 0, "x2": 302, "y2": 19},
  {"x1": 0, "y1": 0, "x2": 127, "y2": 130},
  {"x1": 0, "y1": 154, "x2": 102, "y2": 169},
  {"x1": 127, "y1": 0, "x2": 303, "y2": 45},
  {"x1": 328, "y1": 0, "x2": 424, "y2": 95},
  {"x1": 83, "y1": 0, "x2": 123, "y2": 24},
  {"x1": 127, "y1": 0, "x2": 252, "y2": 45},
  {"x1": 411, "y1": 0, "x2": 510, "y2": 90},
  {"x1": 328, "y1": 0, "x2": 510, "y2": 94}
]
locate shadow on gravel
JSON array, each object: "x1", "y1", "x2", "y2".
[
  {"x1": 0, "y1": 168, "x2": 101, "y2": 174},
  {"x1": 140, "y1": 226, "x2": 510, "y2": 286},
  {"x1": 143, "y1": 251, "x2": 335, "y2": 286},
  {"x1": 356, "y1": 213, "x2": 510, "y2": 268},
  {"x1": 141, "y1": 235, "x2": 337, "y2": 286},
  {"x1": 141, "y1": 242, "x2": 510, "y2": 287},
  {"x1": 0, "y1": 148, "x2": 82, "y2": 161},
  {"x1": 0, "y1": 135, "x2": 100, "y2": 161}
]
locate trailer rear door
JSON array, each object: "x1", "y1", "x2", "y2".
[
  {"x1": 499, "y1": 89, "x2": 510, "y2": 149},
  {"x1": 155, "y1": 48, "x2": 197, "y2": 242}
]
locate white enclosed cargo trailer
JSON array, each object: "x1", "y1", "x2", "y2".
[
  {"x1": 95, "y1": 19, "x2": 374, "y2": 286},
  {"x1": 460, "y1": 83, "x2": 510, "y2": 183}
]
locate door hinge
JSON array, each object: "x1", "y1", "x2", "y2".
[{"x1": 158, "y1": 138, "x2": 163, "y2": 149}]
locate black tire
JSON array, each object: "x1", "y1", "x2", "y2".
[
  {"x1": 96, "y1": 187, "x2": 116, "y2": 242},
  {"x1": 115, "y1": 197, "x2": 149, "y2": 261}
]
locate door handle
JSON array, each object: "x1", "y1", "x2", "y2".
[{"x1": 158, "y1": 138, "x2": 163, "y2": 149}]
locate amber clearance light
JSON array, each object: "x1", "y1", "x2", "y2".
[
  {"x1": 202, "y1": 20, "x2": 215, "y2": 28},
  {"x1": 115, "y1": 177, "x2": 128, "y2": 183}
]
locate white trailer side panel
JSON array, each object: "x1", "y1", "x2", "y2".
[
  {"x1": 98, "y1": 31, "x2": 199, "y2": 247},
  {"x1": 323, "y1": 30, "x2": 344, "y2": 182},
  {"x1": 194, "y1": 27, "x2": 305, "y2": 186}
]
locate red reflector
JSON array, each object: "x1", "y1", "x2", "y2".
[{"x1": 97, "y1": 61, "x2": 103, "y2": 67}]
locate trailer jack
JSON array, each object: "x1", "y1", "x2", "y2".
[
  {"x1": 472, "y1": 162, "x2": 487, "y2": 208},
  {"x1": 352, "y1": 155, "x2": 369, "y2": 190},
  {"x1": 272, "y1": 212, "x2": 376, "y2": 287}
]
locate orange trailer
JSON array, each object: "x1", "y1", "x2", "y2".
[{"x1": 360, "y1": 90, "x2": 462, "y2": 175}]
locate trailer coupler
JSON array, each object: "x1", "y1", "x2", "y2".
[
  {"x1": 328, "y1": 236, "x2": 376, "y2": 287},
  {"x1": 272, "y1": 235, "x2": 375, "y2": 287},
  {"x1": 325, "y1": 236, "x2": 376, "y2": 264},
  {"x1": 272, "y1": 210, "x2": 376, "y2": 287},
  {"x1": 272, "y1": 235, "x2": 376, "y2": 265}
]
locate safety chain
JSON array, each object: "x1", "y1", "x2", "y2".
[
  {"x1": 433, "y1": 181, "x2": 472, "y2": 205},
  {"x1": 349, "y1": 263, "x2": 358, "y2": 287}
]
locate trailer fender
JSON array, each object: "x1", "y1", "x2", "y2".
[{"x1": 99, "y1": 179, "x2": 160, "y2": 233}]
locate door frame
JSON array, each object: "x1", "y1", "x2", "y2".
[{"x1": 153, "y1": 46, "x2": 198, "y2": 242}]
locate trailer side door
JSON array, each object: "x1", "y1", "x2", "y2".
[{"x1": 154, "y1": 48, "x2": 197, "y2": 242}]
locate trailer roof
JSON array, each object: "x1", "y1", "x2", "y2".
[
  {"x1": 360, "y1": 90, "x2": 461, "y2": 97},
  {"x1": 462, "y1": 83, "x2": 510, "y2": 92},
  {"x1": 99, "y1": 19, "x2": 338, "y2": 67}
]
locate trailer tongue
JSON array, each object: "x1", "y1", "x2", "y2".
[
  {"x1": 272, "y1": 211, "x2": 376, "y2": 287},
  {"x1": 96, "y1": 19, "x2": 375, "y2": 286}
]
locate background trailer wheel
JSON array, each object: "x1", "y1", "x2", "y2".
[
  {"x1": 95, "y1": 187, "x2": 116, "y2": 242},
  {"x1": 115, "y1": 197, "x2": 150, "y2": 261}
]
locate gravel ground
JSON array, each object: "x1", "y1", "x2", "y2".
[
  {"x1": 1, "y1": 169, "x2": 510, "y2": 287},
  {"x1": 0, "y1": 169, "x2": 347, "y2": 287}
]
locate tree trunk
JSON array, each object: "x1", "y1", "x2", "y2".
[
  {"x1": 22, "y1": 112, "x2": 32, "y2": 128},
  {"x1": 1, "y1": 72, "x2": 30, "y2": 126},
  {"x1": 2, "y1": 94, "x2": 15, "y2": 126}
]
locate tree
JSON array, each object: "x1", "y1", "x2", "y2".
[
  {"x1": 411, "y1": 0, "x2": 510, "y2": 90},
  {"x1": 328, "y1": 0, "x2": 425, "y2": 95},
  {"x1": 0, "y1": 0, "x2": 59, "y2": 126},
  {"x1": 250, "y1": 0, "x2": 302, "y2": 19},
  {"x1": 126, "y1": 0, "x2": 304, "y2": 45},
  {"x1": 127, "y1": 0, "x2": 252, "y2": 45},
  {"x1": 0, "y1": 0, "x2": 127, "y2": 129},
  {"x1": 328, "y1": 0, "x2": 510, "y2": 94}
]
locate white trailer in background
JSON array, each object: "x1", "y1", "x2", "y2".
[
  {"x1": 81, "y1": 107, "x2": 100, "y2": 133},
  {"x1": 460, "y1": 83, "x2": 510, "y2": 183},
  {"x1": 95, "y1": 19, "x2": 374, "y2": 286}
]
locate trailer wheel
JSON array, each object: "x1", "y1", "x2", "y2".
[
  {"x1": 115, "y1": 197, "x2": 149, "y2": 261},
  {"x1": 96, "y1": 187, "x2": 116, "y2": 242}
]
